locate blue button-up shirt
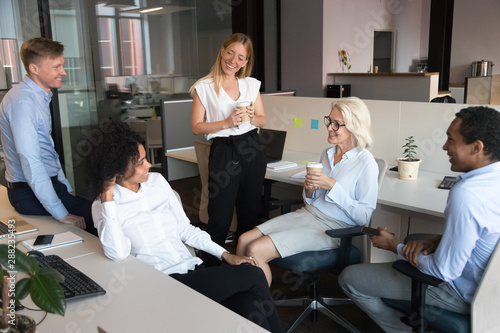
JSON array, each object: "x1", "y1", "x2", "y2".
[
  {"x1": 0, "y1": 76, "x2": 71, "y2": 220},
  {"x1": 304, "y1": 146, "x2": 379, "y2": 226},
  {"x1": 397, "y1": 161, "x2": 500, "y2": 303}
]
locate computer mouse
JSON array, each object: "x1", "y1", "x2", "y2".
[{"x1": 26, "y1": 250, "x2": 45, "y2": 258}]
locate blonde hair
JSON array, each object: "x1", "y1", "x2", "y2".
[
  {"x1": 332, "y1": 97, "x2": 374, "y2": 150},
  {"x1": 190, "y1": 33, "x2": 254, "y2": 96}
]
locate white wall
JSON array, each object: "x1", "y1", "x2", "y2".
[
  {"x1": 450, "y1": 0, "x2": 500, "y2": 84},
  {"x1": 322, "y1": 0, "x2": 428, "y2": 88}
]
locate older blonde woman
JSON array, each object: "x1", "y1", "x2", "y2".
[{"x1": 236, "y1": 97, "x2": 379, "y2": 285}]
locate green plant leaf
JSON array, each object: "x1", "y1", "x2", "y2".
[
  {"x1": 15, "y1": 277, "x2": 31, "y2": 302},
  {"x1": 30, "y1": 274, "x2": 66, "y2": 315},
  {"x1": 0, "y1": 245, "x2": 39, "y2": 273}
]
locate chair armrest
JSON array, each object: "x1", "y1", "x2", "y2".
[
  {"x1": 392, "y1": 260, "x2": 446, "y2": 287},
  {"x1": 325, "y1": 227, "x2": 367, "y2": 270},
  {"x1": 325, "y1": 226, "x2": 378, "y2": 239}
]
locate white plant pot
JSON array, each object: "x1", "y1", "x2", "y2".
[{"x1": 397, "y1": 158, "x2": 421, "y2": 180}]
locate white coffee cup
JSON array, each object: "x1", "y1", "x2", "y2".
[
  {"x1": 237, "y1": 101, "x2": 251, "y2": 122},
  {"x1": 306, "y1": 162, "x2": 323, "y2": 174}
]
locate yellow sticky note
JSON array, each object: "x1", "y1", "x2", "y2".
[
  {"x1": 294, "y1": 118, "x2": 302, "y2": 127},
  {"x1": 300, "y1": 160, "x2": 310, "y2": 164}
]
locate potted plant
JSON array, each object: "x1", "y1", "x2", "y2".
[
  {"x1": 397, "y1": 136, "x2": 421, "y2": 180},
  {"x1": 0, "y1": 245, "x2": 66, "y2": 333}
]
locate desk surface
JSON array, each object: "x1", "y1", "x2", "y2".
[
  {"x1": 25, "y1": 252, "x2": 265, "y2": 333},
  {"x1": 378, "y1": 169, "x2": 449, "y2": 217},
  {"x1": 165, "y1": 148, "x2": 450, "y2": 216},
  {"x1": 0, "y1": 186, "x2": 267, "y2": 333}
]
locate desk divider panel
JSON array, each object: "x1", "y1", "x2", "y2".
[
  {"x1": 160, "y1": 98, "x2": 206, "y2": 180},
  {"x1": 261, "y1": 95, "x2": 499, "y2": 175},
  {"x1": 160, "y1": 94, "x2": 498, "y2": 179}
]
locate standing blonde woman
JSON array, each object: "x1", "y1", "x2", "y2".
[{"x1": 191, "y1": 33, "x2": 266, "y2": 266}]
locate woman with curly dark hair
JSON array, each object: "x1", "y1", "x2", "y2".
[{"x1": 86, "y1": 122, "x2": 282, "y2": 333}]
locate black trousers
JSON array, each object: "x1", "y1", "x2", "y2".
[
  {"x1": 204, "y1": 129, "x2": 266, "y2": 265},
  {"x1": 7, "y1": 178, "x2": 97, "y2": 236},
  {"x1": 170, "y1": 264, "x2": 282, "y2": 333}
]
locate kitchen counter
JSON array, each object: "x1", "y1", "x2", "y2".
[{"x1": 327, "y1": 72, "x2": 441, "y2": 102}]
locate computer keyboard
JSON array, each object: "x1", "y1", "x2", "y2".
[{"x1": 34, "y1": 254, "x2": 106, "y2": 300}]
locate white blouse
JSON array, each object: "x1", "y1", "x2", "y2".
[
  {"x1": 194, "y1": 77, "x2": 261, "y2": 139},
  {"x1": 92, "y1": 173, "x2": 227, "y2": 275}
]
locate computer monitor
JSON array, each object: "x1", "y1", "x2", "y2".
[{"x1": 259, "y1": 128, "x2": 287, "y2": 163}]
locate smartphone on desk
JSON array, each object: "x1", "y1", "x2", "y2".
[{"x1": 33, "y1": 234, "x2": 54, "y2": 246}]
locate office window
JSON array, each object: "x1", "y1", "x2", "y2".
[
  {"x1": 1, "y1": 39, "x2": 20, "y2": 88},
  {"x1": 96, "y1": 3, "x2": 145, "y2": 77},
  {"x1": 119, "y1": 18, "x2": 144, "y2": 76},
  {"x1": 98, "y1": 18, "x2": 118, "y2": 77}
]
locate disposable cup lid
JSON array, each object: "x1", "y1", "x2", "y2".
[
  {"x1": 236, "y1": 101, "x2": 251, "y2": 107},
  {"x1": 307, "y1": 162, "x2": 323, "y2": 168}
]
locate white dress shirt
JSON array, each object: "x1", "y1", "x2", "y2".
[{"x1": 92, "y1": 173, "x2": 227, "y2": 275}]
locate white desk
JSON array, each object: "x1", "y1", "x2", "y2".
[
  {"x1": 165, "y1": 147, "x2": 319, "y2": 185},
  {"x1": 0, "y1": 186, "x2": 268, "y2": 333},
  {"x1": 24, "y1": 252, "x2": 267, "y2": 333},
  {"x1": 378, "y1": 169, "x2": 448, "y2": 218},
  {"x1": 164, "y1": 148, "x2": 451, "y2": 262},
  {"x1": 0, "y1": 187, "x2": 102, "y2": 260}
]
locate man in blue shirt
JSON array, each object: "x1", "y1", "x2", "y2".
[
  {"x1": 0, "y1": 38, "x2": 96, "y2": 236},
  {"x1": 339, "y1": 106, "x2": 500, "y2": 332}
]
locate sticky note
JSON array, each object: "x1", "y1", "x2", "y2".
[
  {"x1": 294, "y1": 118, "x2": 302, "y2": 127},
  {"x1": 311, "y1": 119, "x2": 319, "y2": 129},
  {"x1": 300, "y1": 160, "x2": 310, "y2": 164}
]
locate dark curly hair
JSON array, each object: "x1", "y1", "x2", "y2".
[
  {"x1": 86, "y1": 122, "x2": 144, "y2": 199},
  {"x1": 455, "y1": 106, "x2": 500, "y2": 162}
]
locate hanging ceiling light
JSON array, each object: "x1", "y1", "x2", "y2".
[
  {"x1": 121, "y1": 4, "x2": 193, "y2": 15},
  {"x1": 103, "y1": 0, "x2": 136, "y2": 8}
]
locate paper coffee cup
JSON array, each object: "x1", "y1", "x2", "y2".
[
  {"x1": 237, "y1": 101, "x2": 251, "y2": 122},
  {"x1": 306, "y1": 162, "x2": 323, "y2": 174}
]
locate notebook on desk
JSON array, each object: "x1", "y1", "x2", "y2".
[
  {"x1": 0, "y1": 216, "x2": 38, "y2": 239},
  {"x1": 259, "y1": 128, "x2": 287, "y2": 164}
]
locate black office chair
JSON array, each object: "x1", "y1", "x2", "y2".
[
  {"x1": 381, "y1": 233, "x2": 471, "y2": 333},
  {"x1": 261, "y1": 179, "x2": 303, "y2": 219},
  {"x1": 273, "y1": 232, "x2": 365, "y2": 333},
  {"x1": 271, "y1": 158, "x2": 387, "y2": 333}
]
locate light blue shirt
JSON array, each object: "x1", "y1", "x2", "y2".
[
  {"x1": 304, "y1": 146, "x2": 379, "y2": 226},
  {"x1": 0, "y1": 76, "x2": 71, "y2": 220},
  {"x1": 397, "y1": 161, "x2": 500, "y2": 303}
]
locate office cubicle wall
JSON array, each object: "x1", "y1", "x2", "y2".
[
  {"x1": 160, "y1": 98, "x2": 205, "y2": 180},
  {"x1": 261, "y1": 95, "x2": 500, "y2": 175},
  {"x1": 161, "y1": 94, "x2": 498, "y2": 178},
  {"x1": 160, "y1": 91, "x2": 296, "y2": 180}
]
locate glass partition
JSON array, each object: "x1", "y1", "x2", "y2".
[{"x1": 1, "y1": 0, "x2": 233, "y2": 198}]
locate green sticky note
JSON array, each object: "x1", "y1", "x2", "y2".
[
  {"x1": 300, "y1": 160, "x2": 310, "y2": 164},
  {"x1": 311, "y1": 119, "x2": 319, "y2": 129},
  {"x1": 294, "y1": 117, "x2": 302, "y2": 127}
]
